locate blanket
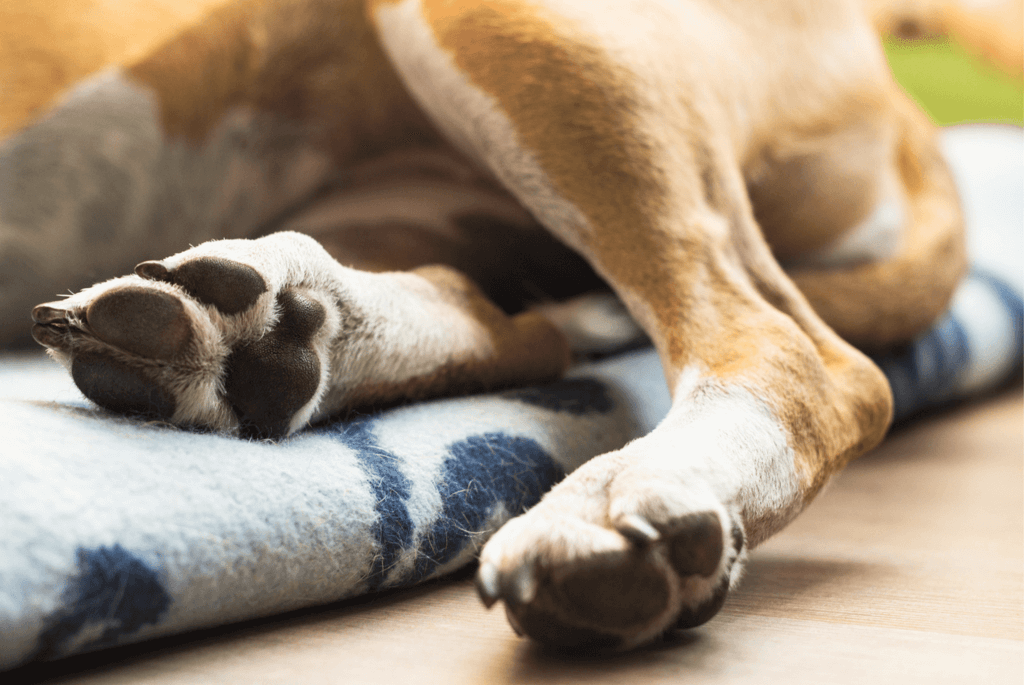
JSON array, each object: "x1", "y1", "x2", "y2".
[{"x1": 0, "y1": 125, "x2": 1020, "y2": 670}]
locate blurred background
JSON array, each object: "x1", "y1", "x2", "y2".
[
  {"x1": 886, "y1": 36, "x2": 1023, "y2": 125},
  {"x1": 873, "y1": 0, "x2": 1023, "y2": 125}
]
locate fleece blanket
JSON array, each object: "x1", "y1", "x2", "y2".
[{"x1": 0, "y1": 125, "x2": 1021, "y2": 670}]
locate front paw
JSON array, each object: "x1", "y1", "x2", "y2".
[
  {"x1": 32, "y1": 236, "x2": 336, "y2": 438},
  {"x1": 475, "y1": 457, "x2": 746, "y2": 649}
]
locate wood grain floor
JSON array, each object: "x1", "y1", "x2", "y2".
[{"x1": 12, "y1": 389, "x2": 1023, "y2": 685}]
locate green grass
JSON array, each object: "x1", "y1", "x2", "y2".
[{"x1": 884, "y1": 37, "x2": 1023, "y2": 125}]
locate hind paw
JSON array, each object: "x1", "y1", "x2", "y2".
[
  {"x1": 32, "y1": 232, "x2": 341, "y2": 438},
  {"x1": 476, "y1": 452, "x2": 746, "y2": 649}
]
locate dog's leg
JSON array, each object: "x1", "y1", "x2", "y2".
[
  {"x1": 31, "y1": 230, "x2": 570, "y2": 438},
  {"x1": 369, "y1": 0, "x2": 895, "y2": 647},
  {"x1": 0, "y1": 0, "x2": 441, "y2": 346},
  {"x1": 786, "y1": 92, "x2": 968, "y2": 349}
]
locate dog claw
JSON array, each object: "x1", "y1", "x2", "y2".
[
  {"x1": 135, "y1": 261, "x2": 170, "y2": 281},
  {"x1": 31, "y1": 304, "x2": 72, "y2": 349},
  {"x1": 616, "y1": 513, "x2": 661, "y2": 545},
  {"x1": 475, "y1": 561, "x2": 536, "y2": 608},
  {"x1": 475, "y1": 562, "x2": 500, "y2": 608},
  {"x1": 509, "y1": 564, "x2": 538, "y2": 605}
]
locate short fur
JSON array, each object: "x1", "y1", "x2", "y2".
[{"x1": 3, "y1": 0, "x2": 1012, "y2": 650}]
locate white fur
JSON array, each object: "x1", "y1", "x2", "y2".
[
  {"x1": 333, "y1": 269, "x2": 497, "y2": 388},
  {"x1": 793, "y1": 168, "x2": 906, "y2": 267},
  {"x1": 372, "y1": 0, "x2": 597, "y2": 257},
  {"x1": 143, "y1": 232, "x2": 499, "y2": 431},
  {"x1": 533, "y1": 293, "x2": 645, "y2": 354},
  {"x1": 661, "y1": 372, "x2": 804, "y2": 545}
]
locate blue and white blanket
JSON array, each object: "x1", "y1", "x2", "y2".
[{"x1": 0, "y1": 126, "x2": 1020, "y2": 670}]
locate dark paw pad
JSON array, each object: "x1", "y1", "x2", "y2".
[
  {"x1": 136, "y1": 256, "x2": 266, "y2": 315},
  {"x1": 665, "y1": 511, "x2": 723, "y2": 578},
  {"x1": 224, "y1": 290, "x2": 325, "y2": 439},
  {"x1": 86, "y1": 287, "x2": 192, "y2": 360},
  {"x1": 674, "y1": 576, "x2": 730, "y2": 629},
  {"x1": 505, "y1": 551, "x2": 670, "y2": 649},
  {"x1": 505, "y1": 606, "x2": 623, "y2": 650},
  {"x1": 71, "y1": 352, "x2": 177, "y2": 420},
  {"x1": 553, "y1": 552, "x2": 671, "y2": 628},
  {"x1": 673, "y1": 519, "x2": 743, "y2": 630}
]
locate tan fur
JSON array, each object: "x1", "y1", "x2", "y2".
[
  {"x1": 338, "y1": 265, "x2": 570, "y2": 408},
  {"x1": 127, "y1": 0, "x2": 442, "y2": 161},
  {"x1": 788, "y1": 90, "x2": 968, "y2": 348},
  {"x1": 9, "y1": 0, "x2": 1006, "y2": 649},
  {"x1": 0, "y1": 0, "x2": 227, "y2": 139},
  {"x1": 377, "y1": 0, "x2": 901, "y2": 492},
  {"x1": 362, "y1": 0, "x2": 964, "y2": 644}
]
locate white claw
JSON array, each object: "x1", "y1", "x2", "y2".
[
  {"x1": 475, "y1": 562, "x2": 500, "y2": 608},
  {"x1": 616, "y1": 513, "x2": 661, "y2": 545},
  {"x1": 510, "y1": 565, "x2": 538, "y2": 605}
]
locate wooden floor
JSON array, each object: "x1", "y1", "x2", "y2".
[{"x1": 12, "y1": 389, "x2": 1023, "y2": 685}]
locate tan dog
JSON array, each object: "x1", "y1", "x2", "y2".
[{"x1": 2, "y1": 0, "x2": 993, "y2": 649}]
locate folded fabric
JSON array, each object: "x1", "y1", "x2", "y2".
[
  {"x1": 1, "y1": 126, "x2": 1020, "y2": 671},
  {"x1": 876, "y1": 126, "x2": 1023, "y2": 421}
]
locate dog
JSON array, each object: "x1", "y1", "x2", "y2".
[{"x1": 3, "y1": 0, "x2": 1012, "y2": 650}]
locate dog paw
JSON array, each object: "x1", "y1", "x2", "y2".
[
  {"x1": 31, "y1": 233, "x2": 339, "y2": 439},
  {"x1": 475, "y1": 456, "x2": 746, "y2": 649}
]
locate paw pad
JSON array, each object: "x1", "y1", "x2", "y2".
[
  {"x1": 665, "y1": 511, "x2": 724, "y2": 578},
  {"x1": 71, "y1": 352, "x2": 177, "y2": 420},
  {"x1": 223, "y1": 290, "x2": 326, "y2": 439},
  {"x1": 86, "y1": 287, "x2": 191, "y2": 360},
  {"x1": 478, "y1": 507, "x2": 745, "y2": 648},
  {"x1": 136, "y1": 256, "x2": 266, "y2": 315}
]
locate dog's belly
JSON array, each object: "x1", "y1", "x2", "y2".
[{"x1": 275, "y1": 148, "x2": 608, "y2": 313}]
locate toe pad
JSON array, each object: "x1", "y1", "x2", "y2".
[{"x1": 87, "y1": 287, "x2": 192, "y2": 360}]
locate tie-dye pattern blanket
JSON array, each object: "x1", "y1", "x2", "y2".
[{"x1": 0, "y1": 126, "x2": 1020, "y2": 670}]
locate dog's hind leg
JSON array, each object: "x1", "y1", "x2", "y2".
[
  {"x1": 32, "y1": 228, "x2": 572, "y2": 438},
  {"x1": 785, "y1": 91, "x2": 967, "y2": 349},
  {"x1": 0, "y1": 0, "x2": 440, "y2": 346},
  {"x1": 369, "y1": 0, "x2": 896, "y2": 648}
]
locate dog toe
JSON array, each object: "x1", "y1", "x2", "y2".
[
  {"x1": 134, "y1": 260, "x2": 170, "y2": 282},
  {"x1": 477, "y1": 455, "x2": 748, "y2": 649},
  {"x1": 70, "y1": 351, "x2": 177, "y2": 420},
  {"x1": 498, "y1": 544, "x2": 674, "y2": 649},
  {"x1": 223, "y1": 289, "x2": 325, "y2": 439},
  {"x1": 663, "y1": 511, "x2": 724, "y2": 578},
  {"x1": 136, "y1": 256, "x2": 267, "y2": 315},
  {"x1": 86, "y1": 286, "x2": 192, "y2": 360},
  {"x1": 674, "y1": 575, "x2": 730, "y2": 629}
]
